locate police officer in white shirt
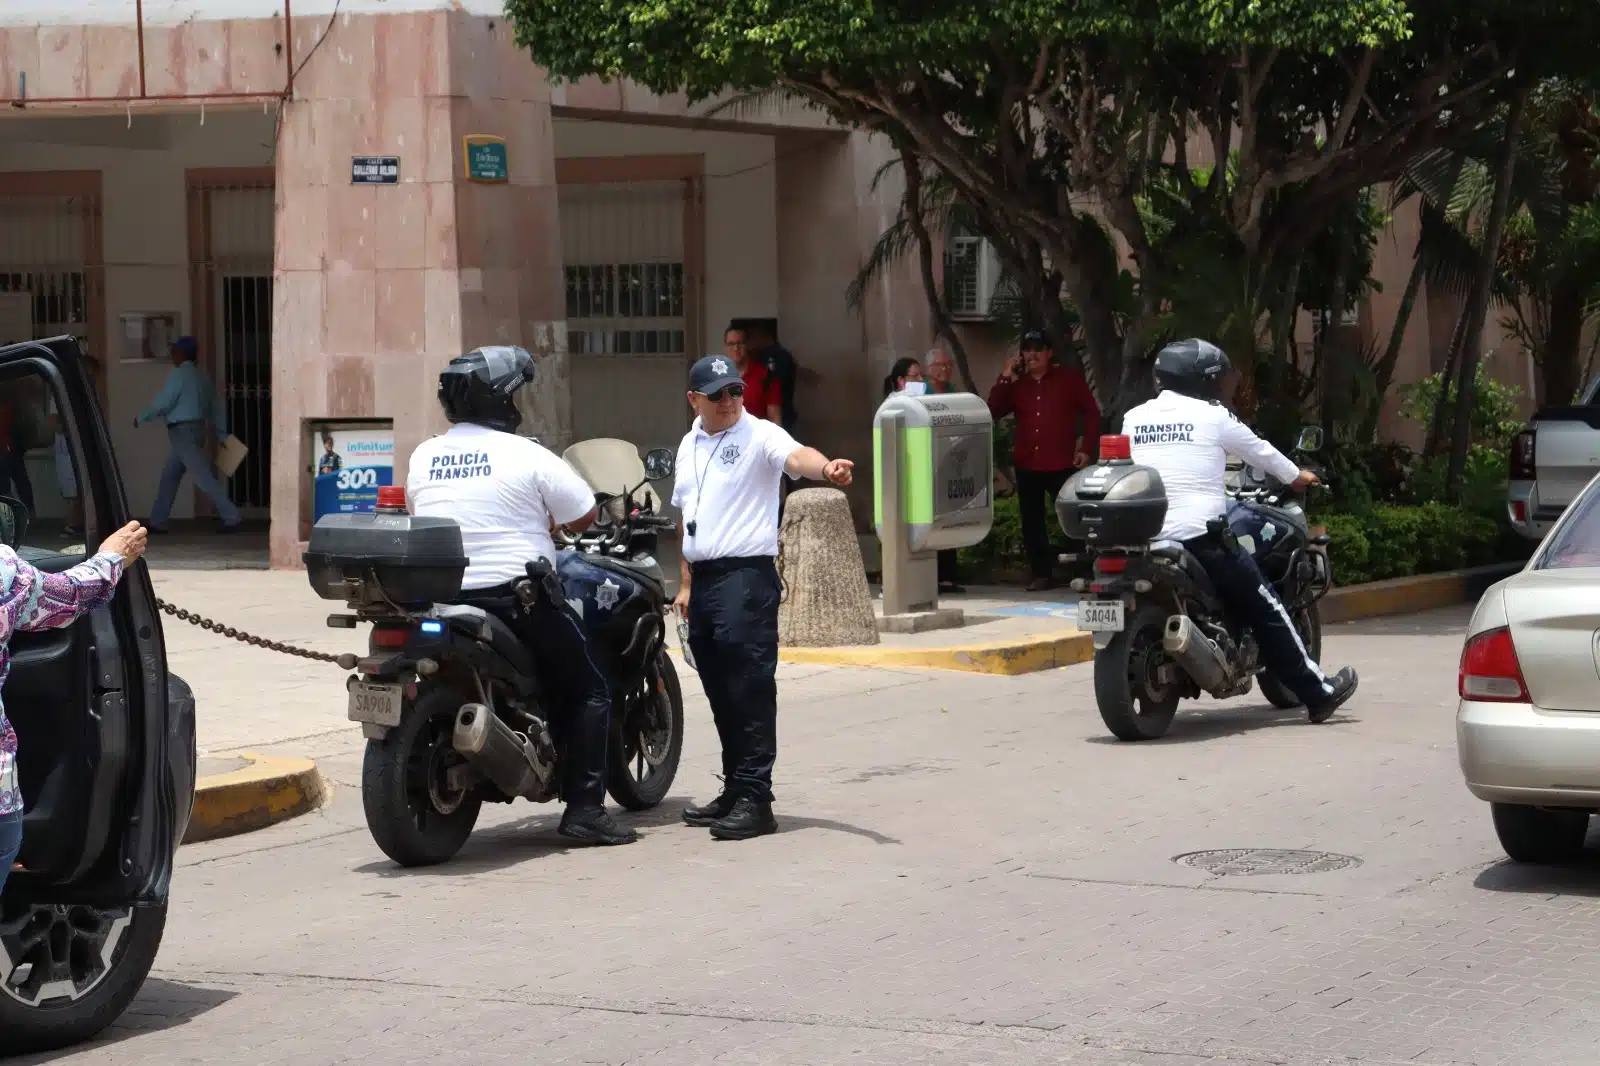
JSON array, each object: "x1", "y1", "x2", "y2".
[
  {"x1": 407, "y1": 346, "x2": 638, "y2": 846},
  {"x1": 1122, "y1": 339, "x2": 1358, "y2": 722},
  {"x1": 672, "y1": 354, "x2": 854, "y2": 840}
]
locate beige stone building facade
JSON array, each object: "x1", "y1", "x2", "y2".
[{"x1": 0, "y1": 1, "x2": 1534, "y2": 567}]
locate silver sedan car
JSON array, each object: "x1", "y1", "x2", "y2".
[{"x1": 1458, "y1": 479, "x2": 1600, "y2": 863}]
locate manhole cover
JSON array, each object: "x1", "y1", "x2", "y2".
[{"x1": 1174, "y1": 849, "x2": 1360, "y2": 876}]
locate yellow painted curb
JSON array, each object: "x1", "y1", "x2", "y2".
[
  {"x1": 183, "y1": 752, "x2": 328, "y2": 845},
  {"x1": 781, "y1": 629, "x2": 1093, "y2": 677},
  {"x1": 1320, "y1": 562, "x2": 1521, "y2": 624}
]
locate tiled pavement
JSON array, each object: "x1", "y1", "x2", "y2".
[{"x1": 32, "y1": 603, "x2": 1600, "y2": 1066}]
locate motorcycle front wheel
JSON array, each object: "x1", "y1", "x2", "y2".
[
  {"x1": 1256, "y1": 603, "x2": 1323, "y2": 710},
  {"x1": 362, "y1": 683, "x2": 482, "y2": 867},
  {"x1": 606, "y1": 649, "x2": 685, "y2": 810},
  {"x1": 1093, "y1": 603, "x2": 1181, "y2": 741}
]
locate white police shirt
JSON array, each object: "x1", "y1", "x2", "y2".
[
  {"x1": 407, "y1": 423, "x2": 596, "y2": 590},
  {"x1": 1122, "y1": 390, "x2": 1301, "y2": 542},
  {"x1": 672, "y1": 412, "x2": 800, "y2": 563}
]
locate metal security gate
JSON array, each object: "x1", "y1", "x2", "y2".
[
  {"x1": 0, "y1": 177, "x2": 103, "y2": 524},
  {"x1": 559, "y1": 176, "x2": 701, "y2": 457},
  {"x1": 189, "y1": 173, "x2": 273, "y2": 519}
]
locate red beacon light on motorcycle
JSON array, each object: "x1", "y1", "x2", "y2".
[
  {"x1": 1099, "y1": 434, "x2": 1132, "y2": 463},
  {"x1": 375, "y1": 486, "x2": 408, "y2": 514}
]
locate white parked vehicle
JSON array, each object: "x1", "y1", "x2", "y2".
[
  {"x1": 1506, "y1": 378, "x2": 1600, "y2": 541},
  {"x1": 1458, "y1": 470, "x2": 1600, "y2": 863}
]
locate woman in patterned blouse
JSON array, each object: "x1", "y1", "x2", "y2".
[{"x1": 0, "y1": 520, "x2": 147, "y2": 895}]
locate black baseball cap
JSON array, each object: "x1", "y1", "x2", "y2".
[
  {"x1": 1019, "y1": 329, "x2": 1050, "y2": 350},
  {"x1": 688, "y1": 354, "x2": 744, "y2": 395}
]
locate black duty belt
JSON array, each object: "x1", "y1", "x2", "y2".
[{"x1": 689, "y1": 556, "x2": 775, "y2": 578}]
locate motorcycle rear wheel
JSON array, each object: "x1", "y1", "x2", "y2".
[
  {"x1": 606, "y1": 649, "x2": 684, "y2": 810},
  {"x1": 1256, "y1": 603, "x2": 1323, "y2": 710},
  {"x1": 1094, "y1": 604, "x2": 1181, "y2": 741},
  {"x1": 362, "y1": 683, "x2": 482, "y2": 867}
]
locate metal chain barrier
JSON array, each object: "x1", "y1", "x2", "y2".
[{"x1": 154, "y1": 599, "x2": 345, "y2": 665}]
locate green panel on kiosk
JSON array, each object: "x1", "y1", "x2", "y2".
[
  {"x1": 872, "y1": 426, "x2": 883, "y2": 529},
  {"x1": 872, "y1": 392, "x2": 995, "y2": 553},
  {"x1": 904, "y1": 426, "x2": 934, "y2": 525}
]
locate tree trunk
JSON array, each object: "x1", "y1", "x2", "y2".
[
  {"x1": 1542, "y1": 280, "x2": 1587, "y2": 407},
  {"x1": 1423, "y1": 306, "x2": 1470, "y2": 457},
  {"x1": 898, "y1": 150, "x2": 980, "y2": 393},
  {"x1": 1446, "y1": 88, "x2": 1529, "y2": 497},
  {"x1": 1362, "y1": 254, "x2": 1425, "y2": 440}
]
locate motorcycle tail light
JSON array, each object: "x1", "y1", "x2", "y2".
[
  {"x1": 372, "y1": 626, "x2": 410, "y2": 649},
  {"x1": 1459, "y1": 627, "x2": 1530, "y2": 703},
  {"x1": 1095, "y1": 556, "x2": 1128, "y2": 574}
]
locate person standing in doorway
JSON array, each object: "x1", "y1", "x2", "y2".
[
  {"x1": 721, "y1": 325, "x2": 783, "y2": 424},
  {"x1": 987, "y1": 329, "x2": 1101, "y2": 591},
  {"x1": 135, "y1": 335, "x2": 242, "y2": 534},
  {"x1": 672, "y1": 354, "x2": 854, "y2": 840},
  {"x1": 923, "y1": 345, "x2": 966, "y2": 592},
  {"x1": 745, "y1": 320, "x2": 798, "y2": 434}
]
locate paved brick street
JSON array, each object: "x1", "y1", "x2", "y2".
[{"x1": 30, "y1": 602, "x2": 1600, "y2": 1066}]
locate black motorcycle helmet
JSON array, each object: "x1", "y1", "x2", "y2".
[
  {"x1": 438, "y1": 345, "x2": 536, "y2": 432},
  {"x1": 1153, "y1": 338, "x2": 1232, "y2": 401}
]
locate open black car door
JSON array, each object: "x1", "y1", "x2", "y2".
[{"x1": 0, "y1": 337, "x2": 196, "y2": 1054}]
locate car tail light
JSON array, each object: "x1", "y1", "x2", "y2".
[
  {"x1": 1099, "y1": 435, "x2": 1131, "y2": 461},
  {"x1": 1459, "y1": 627, "x2": 1530, "y2": 702},
  {"x1": 1509, "y1": 428, "x2": 1536, "y2": 481},
  {"x1": 372, "y1": 626, "x2": 410, "y2": 649},
  {"x1": 1095, "y1": 556, "x2": 1128, "y2": 574},
  {"x1": 1510, "y1": 499, "x2": 1527, "y2": 524}
]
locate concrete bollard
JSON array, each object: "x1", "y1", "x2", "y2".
[{"x1": 777, "y1": 487, "x2": 880, "y2": 647}]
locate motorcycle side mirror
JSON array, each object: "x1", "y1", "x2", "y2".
[
  {"x1": 643, "y1": 447, "x2": 676, "y2": 481},
  {"x1": 1295, "y1": 425, "x2": 1325, "y2": 453}
]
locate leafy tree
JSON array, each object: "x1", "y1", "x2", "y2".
[{"x1": 507, "y1": 0, "x2": 1600, "y2": 419}]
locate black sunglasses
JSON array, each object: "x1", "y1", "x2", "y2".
[{"x1": 700, "y1": 383, "x2": 746, "y2": 403}]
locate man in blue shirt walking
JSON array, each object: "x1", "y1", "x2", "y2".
[{"x1": 135, "y1": 335, "x2": 242, "y2": 533}]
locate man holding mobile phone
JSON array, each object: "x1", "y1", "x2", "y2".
[{"x1": 987, "y1": 329, "x2": 1101, "y2": 591}]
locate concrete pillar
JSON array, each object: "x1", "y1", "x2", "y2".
[
  {"x1": 775, "y1": 129, "x2": 929, "y2": 530},
  {"x1": 269, "y1": 10, "x2": 565, "y2": 566}
]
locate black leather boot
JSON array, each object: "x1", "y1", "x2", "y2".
[
  {"x1": 1307, "y1": 667, "x2": 1359, "y2": 724},
  {"x1": 709, "y1": 796, "x2": 778, "y2": 841},
  {"x1": 558, "y1": 805, "x2": 638, "y2": 845},
  {"x1": 682, "y1": 791, "x2": 737, "y2": 828}
]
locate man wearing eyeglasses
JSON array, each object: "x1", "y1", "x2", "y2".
[
  {"x1": 723, "y1": 324, "x2": 783, "y2": 423},
  {"x1": 670, "y1": 355, "x2": 853, "y2": 840}
]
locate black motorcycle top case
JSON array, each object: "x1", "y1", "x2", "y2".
[
  {"x1": 1056, "y1": 463, "x2": 1169, "y2": 545},
  {"x1": 303, "y1": 512, "x2": 469, "y2": 606}
]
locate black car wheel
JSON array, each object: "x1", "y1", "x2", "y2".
[
  {"x1": 1491, "y1": 803, "x2": 1590, "y2": 864},
  {"x1": 0, "y1": 900, "x2": 166, "y2": 1055},
  {"x1": 606, "y1": 650, "x2": 684, "y2": 810},
  {"x1": 362, "y1": 683, "x2": 482, "y2": 867}
]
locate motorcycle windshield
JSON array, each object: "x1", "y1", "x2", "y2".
[{"x1": 563, "y1": 438, "x2": 658, "y2": 509}]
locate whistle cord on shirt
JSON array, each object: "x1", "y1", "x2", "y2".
[{"x1": 688, "y1": 428, "x2": 730, "y2": 538}]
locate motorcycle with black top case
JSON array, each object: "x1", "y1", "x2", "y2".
[
  {"x1": 304, "y1": 445, "x2": 684, "y2": 867},
  {"x1": 1056, "y1": 427, "x2": 1333, "y2": 741}
]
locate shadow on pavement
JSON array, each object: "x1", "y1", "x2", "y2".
[
  {"x1": 12, "y1": 978, "x2": 240, "y2": 1061},
  {"x1": 1473, "y1": 853, "x2": 1600, "y2": 897},
  {"x1": 773, "y1": 816, "x2": 901, "y2": 845},
  {"x1": 1328, "y1": 606, "x2": 1473, "y2": 638},
  {"x1": 1084, "y1": 702, "x2": 1355, "y2": 745}
]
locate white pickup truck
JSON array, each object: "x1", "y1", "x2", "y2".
[{"x1": 1508, "y1": 378, "x2": 1600, "y2": 541}]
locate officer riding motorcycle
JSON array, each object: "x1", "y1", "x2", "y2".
[
  {"x1": 1119, "y1": 338, "x2": 1359, "y2": 722},
  {"x1": 405, "y1": 345, "x2": 638, "y2": 846}
]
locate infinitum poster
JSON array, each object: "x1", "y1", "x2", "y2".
[{"x1": 310, "y1": 421, "x2": 394, "y2": 521}]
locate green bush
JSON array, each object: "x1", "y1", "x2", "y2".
[
  {"x1": 1318, "y1": 512, "x2": 1372, "y2": 583},
  {"x1": 1318, "y1": 502, "x2": 1520, "y2": 585}
]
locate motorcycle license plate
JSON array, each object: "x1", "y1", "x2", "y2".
[
  {"x1": 347, "y1": 681, "x2": 404, "y2": 726},
  {"x1": 1077, "y1": 600, "x2": 1125, "y2": 632}
]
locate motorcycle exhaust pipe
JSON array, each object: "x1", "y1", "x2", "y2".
[
  {"x1": 1162, "y1": 615, "x2": 1232, "y2": 695},
  {"x1": 452, "y1": 703, "x2": 556, "y2": 800}
]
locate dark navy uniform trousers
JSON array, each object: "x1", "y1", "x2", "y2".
[{"x1": 687, "y1": 555, "x2": 780, "y2": 802}]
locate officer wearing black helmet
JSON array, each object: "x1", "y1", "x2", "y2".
[
  {"x1": 1121, "y1": 338, "x2": 1359, "y2": 721},
  {"x1": 406, "y1": 345, "x2": 638, "y2": 846}
]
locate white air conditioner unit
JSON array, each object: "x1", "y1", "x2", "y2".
[{"x1": 945, "y1": 235, "x2": 1001, "y2": 321}]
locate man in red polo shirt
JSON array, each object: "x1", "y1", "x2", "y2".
[
  {"x1": 988, "y1": 329, "x2": 1102, "y2": 590},
  {"x1": 723, "y1": 325, "x2": 782, "y2": 422}
]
